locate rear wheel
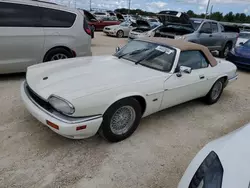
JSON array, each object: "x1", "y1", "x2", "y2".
[
  {"x1": 204, "y1": 79, "x2": 224, "y2": 105},
  {"x1": 44, "y1": 48, "x2": 73, "y2": 62},
  {"x1": 219, "y1": 42, "x2": 232, "y2": 58},
  {"x1": 99, "y1": 98, "x2": 142, "y2": 142},
  {"x1": 116, "y1": 30, "x2": 124, "y2": 38}
]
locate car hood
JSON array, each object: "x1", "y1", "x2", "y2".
[
  {"x1": 83, "y1": 9, "x2": 98, "y2": 22},
  {"x1": 157, "y1": 10, "x2": 194, "y2": 30},
  {"x1": 136, "y1": 20, "x2": 151, "y2": 28},
  {"x1": 26, "y1": 56, "x2": 166, "y2": 100},
  {"x1": 105, "y1": 25, "x2": 121, "y2": 29},
  {"x1": 235, "y1": 45, "x2": 250, "y2": 58}
]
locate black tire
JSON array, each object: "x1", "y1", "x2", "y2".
[
  {"x1": 44, "y1": 48, "x2": 73, "y2": 62},
  {"x1": 99, "y1": 98, "x2": 142, "y2": 142},
  {"x1": 204, "y1": 78, "x2": 225, "y2": 105},
  {"x1": 116, "y1": 30, "x2": 124, "y2": 38},
  {"x1": 219, "y1": 42, "x2": 232, "y2": 58}
]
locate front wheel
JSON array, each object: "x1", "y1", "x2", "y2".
[
  {"x1": 204, "y1": 79, "x2": 224, "y2": 105},
  {"x1": 116, "y1": 30, "x2": 124, "y2": 38},
  {"x1": 99, "y1": 98, "x2": 142, "y2": 142}
]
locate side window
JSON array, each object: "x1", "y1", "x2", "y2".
[
  {"x1": 211, "y1": 23, "x2": 218, "y2": 33},
  {"x1": 178, "y1": 51, "x2": 209, "y2": 70},
  {"x1": 200, "y1": 22, "x2": 211, "y2": 32},
  {"x1": 41, "y1": 8, "x2": 76, "y2": 28},
  {"x1": 0, "y1": 2, "x2": 41, "y2": 27},
  {"x1": 220, "y1": 24, "x2": 225, "y2": 32}
]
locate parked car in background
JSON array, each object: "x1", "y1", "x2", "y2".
[
  {"x1": 84, "y1": 10, "x2": 121, "y2": 31},
  {"x1": 21, "y1": 38, "x2": 237, "y2": 142},
  {"x1": 128, "y1": 20, "x2": 161, "y2": 40},
  {"x1": 147, "y1": 18, "x2": 161, "y2": 25},
  {"x1": 103, "y1": 21, "x2": 137, "y2": 38},
  {"x1": 152, "y1": 11, "x2": 239, "y2": 57},
  {"x1": 226, "y1": 39, "x2": 250, "y2": 70},
  {"x1": 91, "y1": 11, "x2": 109, "y2": 19},
  {"x1": 0, "y1": 0, "x2": 92, "y2": 74},
  {"x1": 236, "y1": 31, "x2": 250, "y2": 46},
  {"x1": 179, "y1": 122, "x2": 250, "y2": 188}
]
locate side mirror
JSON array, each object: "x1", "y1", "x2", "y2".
[
  {"x1": 239, "y1": 42, "x2": 244, "y2": 46},
  {"x1": 176, "y1": 66, "x2": 192, "y2": 77},
  {"x1": 180, "y1": 66, "x2": 192, "y2": 74},
  {"x1": 116, "y1": 46, "x2": 121, "y2": 52}
]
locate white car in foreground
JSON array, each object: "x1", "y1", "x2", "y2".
[
  {"x1": 21, "y1": 38, "x2": 238, "y2": 142},
  {"x1": 179, "y1": 122, "x2": 250, "y2": 188}
]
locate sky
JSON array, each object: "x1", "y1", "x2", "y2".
[{"x1": 52, "y1": 0, "x2": 250, "y2": 15}]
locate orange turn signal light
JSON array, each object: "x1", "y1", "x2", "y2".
[
  {"x1": 76, "y1": 125, "x2": 87, "y2": 131},
  {"x1": 46, "y1": 120, "x2": 59, "y2": 130}
]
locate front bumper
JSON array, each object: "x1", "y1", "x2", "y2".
[
  {"x1": 21, "y1": 81, "x2": 103, "y2": 139},
  {"x1": 226, "y1": 52, "x2": 250, "y2": 70},
  {"x1": 103, "y1": 30, "x2": 117, "y2": 36}
]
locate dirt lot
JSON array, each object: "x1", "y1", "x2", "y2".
[{"x1": 0, "y1": 32, "x2": 249, "y2": 188}]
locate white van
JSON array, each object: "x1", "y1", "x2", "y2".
[{"x1": 0, "y1": 0, "x2": 92, "y2": 74}]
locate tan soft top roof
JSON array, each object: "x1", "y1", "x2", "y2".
[{"x1": 137, "y1": 37, "x2": 217, "y2": 67}]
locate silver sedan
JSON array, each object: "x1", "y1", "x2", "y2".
[{"x1": 103, "y1": 22, "x2": 137, "y2": 38}]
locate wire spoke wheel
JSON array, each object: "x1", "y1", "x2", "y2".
[
  {"x1": 51, "y1": 53, "x2": 68, "y2": 61},
  {"x1": 110, "y1": 106, "x2": 136, "y2": 135},
  {"x1": 211, "y1": 81, "x2": 223, "y2": 100}
]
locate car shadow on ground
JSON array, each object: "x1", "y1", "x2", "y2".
[{"x1": 0, "y1": 72, "x2": 25, "y2": 81}]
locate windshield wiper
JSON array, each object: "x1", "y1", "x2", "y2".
[{"x1": 118, "y1": 48, "x2": 151, "y2": 59}]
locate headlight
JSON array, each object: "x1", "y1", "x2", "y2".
[
  {"x1": 175, "y1": 35, "x2": 186, "y2": 40},
  {"x1": 48, "y1": 95, "x2": 75, "y2": 115},
  {"x1": 189, "y1": 151, "x2": 223, "y2": 188}
]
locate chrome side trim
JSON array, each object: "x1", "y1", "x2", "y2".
[
  {"x1": 146, "y1": 90, "x2": 164, "y2": 96},
  {"x1": 23, "y1": 82, "x2": 102, "y2": 124}
]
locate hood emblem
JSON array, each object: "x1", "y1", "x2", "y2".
[{"x1": 43, "y1": 77, "x2": 48, "y2": 80}]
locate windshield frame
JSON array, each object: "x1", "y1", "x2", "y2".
[
  {"x1": 190, "y1": 18, "x2": 204, "y2": 30},
  {"x1": 114, "y1": 40, "x2": 177, "y2": 73}
]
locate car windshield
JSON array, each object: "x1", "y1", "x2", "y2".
[
  {"x1": 114, "y1": 40, "x2": 176, "y2": 72},
  {"x1": 239, "y1": 33, "x2": 250, "y2": 39},
  {"x1": 120, "y1": 22, "x2": 130, "y2": 27},
  {"x1": 243, "y1": 40, "x2": 250, "y2": 47},
  {"x1": 191, "y1": 19, "x2": 203, "y2": 30}
]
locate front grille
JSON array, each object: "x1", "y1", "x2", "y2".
[{"x1": 25, "y1": 83, "x2": 54, "y2": 113}]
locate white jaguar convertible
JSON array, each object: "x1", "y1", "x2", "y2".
[{"x1": 21, "y1": 38, "x2": 238, "y2": 142}]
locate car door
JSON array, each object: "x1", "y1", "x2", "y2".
[
  {"x1": 0, "y1": 1, "x2": 44, "y2": 74},
  {"x1": 210, "y1": 22, "x2": 223, "y2": 50},
  {"x1": 160, "y1": 50, "x2": 214, "y2": 110},
  {"x1": 198, "y1": 22, "x2": 214, "y2": 49}
]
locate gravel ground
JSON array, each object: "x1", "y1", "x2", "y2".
[{"x1": 0, "y1": 32, "x2": 249, "y2": 188}]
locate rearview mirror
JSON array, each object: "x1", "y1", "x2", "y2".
[{"x1": 116, "y1": 46, "x2": 121, "y2": 52}]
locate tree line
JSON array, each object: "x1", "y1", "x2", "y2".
[{"x1": 115, "y1": 8, "x2": 250, "y2": 23}]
